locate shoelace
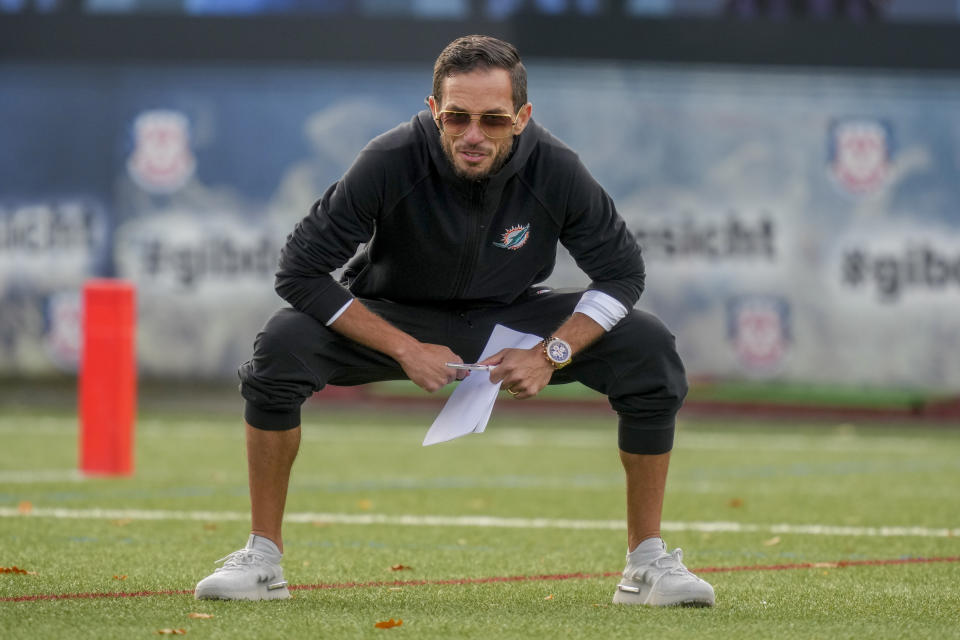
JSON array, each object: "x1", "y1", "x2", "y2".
[
  {"x1": 627, "y1": 548, "x2": 692, "y2": 581},
  {"x1": 652, "y1": 549, "x2": 691, "y2": 575},
  {"x1": 215, "y1": 549, "x2": 266, "y2": 571}
]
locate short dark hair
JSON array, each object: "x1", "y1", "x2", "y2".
[{"x1": 433, "y1": 35, "x2": 527, "y2": 113}]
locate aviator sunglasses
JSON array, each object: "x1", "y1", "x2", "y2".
[{"x1": 429, "y1": 98, "x2": 523, "y2": 139}]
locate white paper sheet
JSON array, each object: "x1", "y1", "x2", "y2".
[{"x1": 422, "y1": 324, "x2": 543, "y2": 446}]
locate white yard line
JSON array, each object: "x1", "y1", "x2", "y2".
[{"x1": 0, "y1": 506, "x2": 956, "y2": 538}]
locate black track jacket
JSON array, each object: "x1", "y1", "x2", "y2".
[{"x1": 275, "y1": 110, "x2": 645, "y2": 324}]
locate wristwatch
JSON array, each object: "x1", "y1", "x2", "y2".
[{"x1": 542, "y1": 336, "x2": 572, "y2": 369}]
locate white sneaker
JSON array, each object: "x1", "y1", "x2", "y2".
[
  {"x1": 194, "y1": 535, "x2": 291, "y2": 601},
  {"x1": 612, "y1": 543, "x2": 715, "y2": 607}
]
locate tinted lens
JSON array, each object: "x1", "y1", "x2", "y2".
[
  {"x1": 478, "y1": 114, "x2": 514, "y2": 137},
  {"x1": 438, "y1": 111, "x2": 515, "y2": 138},
  {"x1": 439, "y1": 111, "x2": 471, "y2": 133}
]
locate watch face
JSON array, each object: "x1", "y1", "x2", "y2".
[{"x1": 548, "y1": 339, "x2": 571, "y2": 363}]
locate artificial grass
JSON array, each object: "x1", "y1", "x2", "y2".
[
  {"x1": 2, "y1": 408, "x2": 959, "y2": 639},
  {"x1": 365, "y1": 378, "x2": 957, "y2": 412}
]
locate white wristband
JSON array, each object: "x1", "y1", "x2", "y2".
[{"x1": 574, "y1": 290, "x2": 628, "y2": 331}]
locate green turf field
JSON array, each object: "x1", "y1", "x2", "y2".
[{"x1": 2, "y1": 403, "x2": 959, "y2": 639}]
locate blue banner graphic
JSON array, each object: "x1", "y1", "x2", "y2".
[{"x1": 2, "y1": 62, "x2": 959, "y2": 388}]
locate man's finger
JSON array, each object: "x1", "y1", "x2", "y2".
[{"x1": 477, "y1": 351, "x2": 505, "y2": 367}]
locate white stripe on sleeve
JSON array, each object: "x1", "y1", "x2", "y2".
[
  {"x1": 573, "y1": 290, "x2": 628, "y2": 331},
  {"x1": 325, "y1": 299, "x2": 355, "y2": 326}
]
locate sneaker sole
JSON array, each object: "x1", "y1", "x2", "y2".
[
  {"x1": 194, "y1": 582, "x2": 291, "y2": 601},
  {"x1": 612, "y1": 583, "x2": 715, "y2": 607}
]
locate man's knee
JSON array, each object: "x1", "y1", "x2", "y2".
[
  {"x1": 253, "y1": 308, "x2": 326, "y2": 362},
  {"x1": 616, "y1": 310, "x2": 684, "y2": 366},
  {"x1": 607, "y1": 310, "x2": 687, "y2": 396},
  {"x1": 239, "y1": 308, "x2": 328, "y2": 431},
  {"x1": 600, "y1": 311, "x2": 688, "y2": 453}
]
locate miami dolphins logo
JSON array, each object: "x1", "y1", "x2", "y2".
[{"x1": 493, "y1": 223, "x2": 530, "y2": 250}]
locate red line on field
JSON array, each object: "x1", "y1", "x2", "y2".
[
  {"x1": 692, "y1": 556, "x2": 960, "y2": 573},
  {"x1": 4, "y1": 556, "x2": 957, "y2": 603},
  {"x1": 4, "y1": 589, "x2": 193, "y2": 602}
]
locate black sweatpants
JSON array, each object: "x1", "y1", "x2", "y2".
[{"x1": 238, "y1": 289, "x2": 687, "y2": 455}]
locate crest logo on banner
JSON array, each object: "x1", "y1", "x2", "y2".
[
  {"x1": 828, "y1": 118, "x2": 893, "y2": 195},
  {"x1": 726, "y1": 295, "x2": 791, "y2": 375},
  {"x1": 126, "y1": 110, "x2": 196, "y2": 194}
]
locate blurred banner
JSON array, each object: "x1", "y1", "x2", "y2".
[{"x1": 1, "y1": 62, "x2": 959, "y2": 388}]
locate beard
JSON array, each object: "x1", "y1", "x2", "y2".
[{"x1": 440, "y1": 134, "x2": 514, "y2": 181}]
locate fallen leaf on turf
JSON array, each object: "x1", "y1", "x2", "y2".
[
  {"x1": 390, "y1": 564, "x2": 411, "y2": 571},
  {"x1": 388, "y1": 587, "x2": 403, "y2": 592},
  {"x1": 111, "y1": 518, "x2": 132, "y2": 527},
  {"x1": 188, "y1": 613, "x2": 214, "y2": 619},
  {"x1": 17, "y1": 501, "x2": 33, "y2": 514},
  {"x1": 155, "y1": 629, "x2": 187, "y2": 635},
  {"x1": 762, "y1": 536, "x2": 781, "y2": 547},
  {"x1": 544, "y1": 594, "x2": 554, "y2": 600},
  {"x1": 357, "y1": 499, "x2": 374, "y2": 511},
  {"x1": 113, "y1": 575, "x2": 128, "y2": 580},
  {"x1": 727, "y1": 498, "x2": 744, "y2": 508},
  {"x1": 1, "y1": 566, "x2": 36, "y2": 575},
  {"x1": 202, "y1": 523, "x2": 218, "y2": 531},
  {"x1": 374, "y1": 618, "x2": 403, "y2": 629}
]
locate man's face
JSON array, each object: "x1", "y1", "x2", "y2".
[{"x1": 430, "y1": 68, "x2": 532, "y2": 180}]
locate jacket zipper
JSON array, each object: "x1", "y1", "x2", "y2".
[{"x1": 450, "y1": 181, "x2": 485, "y2": 299}]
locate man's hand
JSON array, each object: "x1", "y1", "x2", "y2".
[
  {"x1": 482, "y1": 345, "x2": 554, "y2": 399},
  {"x1": 480, "y1": 312, "x2": 609, "y2": 399},
  {"x1": 396, "y1": 342, "x2": 466, "y2": 392},
  {"x1": 329, "y1": 300, "x2": 465, "y2": 393}
]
